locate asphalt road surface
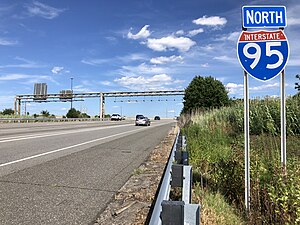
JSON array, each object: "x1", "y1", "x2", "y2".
[{"x1": 0, "y1": 119, "x2": 176, "y2": 225}]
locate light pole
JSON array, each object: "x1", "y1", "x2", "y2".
[{"x1": 70, "y1": 77, "x2": 74, "y2": 110}]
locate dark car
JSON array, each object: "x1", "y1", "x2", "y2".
[
  {"x1": 135, "y1": 116, "x2": 150, "y2": 126},
  {"x1": 154, "y1": 116, "x2": 160, "y2": 120}
]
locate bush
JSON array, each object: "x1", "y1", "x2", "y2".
[
  {"x1": 66, "y1": 108, "x2": 81, "y2": 118},
  {"x1": 66, "y1": 108, "x2": 90, "y2": 118},
  {"x1": 1, "y1": 108, "x2": 15, "y2": 115}
]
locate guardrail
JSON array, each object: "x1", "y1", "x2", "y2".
[
  {"x1": 149, "y1": 131, "x2": 200, "y2": 225},
  {"x1": 0, "y1": 117, "x2": 111, "y2": 123}
]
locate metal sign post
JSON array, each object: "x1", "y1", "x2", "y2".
[
  {"x1": 244, "y1": 70, "x2": 250, "y2": 212},
  {"x1": 281, "y1": 70, "x2": 287, "y2": 172}
]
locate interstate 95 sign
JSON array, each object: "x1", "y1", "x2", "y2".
[{"x1": 237, "y1": 30, "x2": 289, "y2": 81}]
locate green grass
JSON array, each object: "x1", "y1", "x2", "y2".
[
  {"x1": 193, "y1": 183, "x2": 244, "y2": 225},
  {"x1": 182, "y1": 96, "x2": 300, "y2": 224}
]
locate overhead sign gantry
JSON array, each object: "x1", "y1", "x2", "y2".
[{"x1": 14, "y1": 90, "x2": 185, "y2": 118}]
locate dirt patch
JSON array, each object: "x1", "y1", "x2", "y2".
[{"x1": 93, "y1": 126, "x2": 178, "y2": 225}]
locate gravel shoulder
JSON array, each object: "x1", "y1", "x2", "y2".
[{"x1": 94, "y1": 126, "x2": 178, "y2": 225}]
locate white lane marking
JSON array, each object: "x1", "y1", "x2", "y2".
[
  {"x1": 0, "y1": 124, "x2": 132, "y2": 143},
  {"x1": 0, "y1": 128, "x2": 138, "y2": 168}
]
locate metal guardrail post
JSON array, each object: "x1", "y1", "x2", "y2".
[
  {"x1": 184, "y1": 204, "x2": 200, "y2": 225},
  {"x1": 182, "y1": 165, "x2": 192, "y2": 203},
  {"x1": 160, "y1": 200, "x2": 184, "y2": 225},
  {"x1": 171, "y1": 164, "x2": 183, "y2": 188}
]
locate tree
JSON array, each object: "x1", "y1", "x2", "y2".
[
  {"x1": 66, "y1": 108, "x2": 81, "y2": 118},
  {"x1": 295, "y1": 74, "x2": 300, "y2": 92},
  {"x1": 41, "y1": 110, "x2": 50, "y2": 117},
  {"x1": 81, "y1": 113, "x2": 90, "y2": 118},
  {"x1": 2, "y1": 108, "x2": 15, "y2": 115},
  {"x1": 182, "y1": 76, "x2": 230, "y2": 113}
]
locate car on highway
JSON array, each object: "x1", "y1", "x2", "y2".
[
  {"x1": 135, "y1": 116, "x2": 150, "y2": 126},
  {"x1": 136, "y1": 114, "x2": 143, "y2": 120},
  {"x1": 110, "y1": 114, "x2": 122, "y2": 121},
  {"x1": 154, "y1": 116, "x2": 160, "y2": 120}
]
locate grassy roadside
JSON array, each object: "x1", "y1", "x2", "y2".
[
  {"x1": 193, "y1": 184, "x2": 244, "y2": 225},
  {"x1": 182, "y1": 96, "x2": 300, "y2": 224}
]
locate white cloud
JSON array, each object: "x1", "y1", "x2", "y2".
[
  {"x1": 217, "y1": 31, "x2": 240, "y2": 42},
  {"x1": 51, "y1": 66, "x2": 64, "y2": 74},
  {"x1": 287, "y1": 4, "x2": 300, "y2": 26},
  {"x1": 100, "y1": 81, "x2": 112, "y2": 86},
  {"x1": 114, "y1": 74, "x2": 184, "y2": 91},
  {"x1": 227, "y1": 32, "x2": 240, "y2": 41},
  {"x1": 146, "y1": 36, "x2": 196, "y2": 52},
  {"x1": 213, "y1": 55, "x2": 237, "y2": 64},
  {"x1": 25, "y1": 1, "x2": 66, "y2": 19},
  {"x1": 250, "y1": 83, "x2": 279, "y2": 91},
  {"x1": 176, "y1": 30, "x2": 185, "y2": 35},
  {"x1": 200, "y1": 63, "x2": 209, "y2": 68},
  {"x1": 188, "y1": 28, "x2": 204, "y2": 37},
  {"x1": 0, "y1": 57, "x2": 45, "y2": 69},
  {"x1": 72, "y1": 85, "x2": 93, "y2": 93},
  {"x1": 81, "y1": 58, "x2": 110, "y2": 66},
  {"x1": 288, "y1": 58, "x2": 300, "y2": 66},
  {"x1": 121, "y1": 63, "x2": 166, "y2": 76},
  {"x1": 200, "y1": 44, "x2": 214, "y2": 51},
  {"x1": 226, "y1": 82, "x2": 281, "y2": 95},
  {"x1": 105, "y1": 36, "x2": 117, "y2": 42},
  {"x1": 288, "y1": 18, "x2": 300, "y2": 25},
  {"x1": 0, "y1": 38, "x2": 18, "y2": 46},
  {"x1": 0, "y1": 73, "x2": 55, "y2": 84},
  {"x1": 127, "y1": 25, "x2": 151, "y2": 40},
  {"x1": 0, "y1": 74, "x2": 32, "y2": 81},
  {"x1": 193, "y1": 16, "x2": 227, "y2": 26},
  {"x1": 150, "y1": 55, "x2": 183, "y2": 64},
  {"x1": 81, "y1": 54, "x2": 147, "y2": 67},
  {"x1": 226, "y1": 82, "x2": 244, "y2": 95},
  {"x1": 117, "y1": 53, "x2": 147, "y2": 63}
]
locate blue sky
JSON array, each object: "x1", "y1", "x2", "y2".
[{"x1": 0, "y1": 0, "x2": 299, "y2": 117}]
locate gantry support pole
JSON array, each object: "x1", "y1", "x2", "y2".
[
  {"x1": 14, "y1": 97, "x2": 21, "y2": 117},
  {"x1": 14, "y1": 97, "x2": 21, "y2": 116},
  {"x1": 14, "y1": 97, "x2": 17, "y2": 116},
  {"x1": 99, "y1": 92, "x2": 105, "y2": 119}
]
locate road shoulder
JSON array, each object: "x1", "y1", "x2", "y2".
[{"x1": 94, "y1": 126, "x2": 178, "y2": 224}]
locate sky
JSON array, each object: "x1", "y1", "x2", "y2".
[{"x1": 0, "y1": 0, "x2": 299, "y2": 118}]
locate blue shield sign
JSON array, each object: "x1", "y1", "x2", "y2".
[{"x1": 237, "y1": 30, "x2": 289, "y2": 81}]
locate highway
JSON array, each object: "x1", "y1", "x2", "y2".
[{"x1": 0, "y1": 119, "x2": 176, "y2": 225}]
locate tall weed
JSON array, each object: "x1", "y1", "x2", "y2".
[{"x1": 182, "y1": 96, "x2": 300, "y2": 224}]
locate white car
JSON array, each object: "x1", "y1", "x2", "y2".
[
  {"x1": 111, "y1": 114, "x2": 122, "y2": 121},
  {"x1": 135, "y1": 116, "x2": 150, "y2": 126}
]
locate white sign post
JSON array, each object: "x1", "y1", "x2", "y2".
[{"x1": 238, "y1": 5, "x2": 289, "y2": 213}]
